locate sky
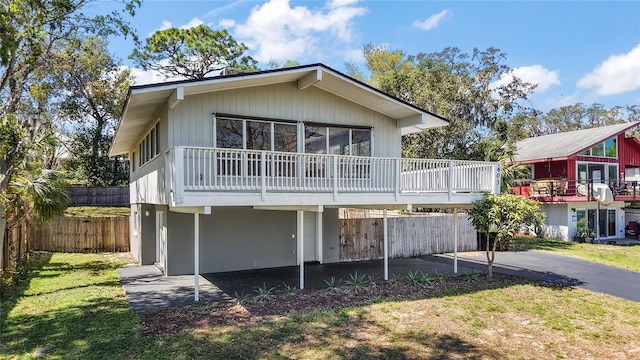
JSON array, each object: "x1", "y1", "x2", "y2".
[{"x1": 99, "y1": 0, "x2": 640, "y2": 112}]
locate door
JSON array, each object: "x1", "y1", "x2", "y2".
[
  {"x1": 587, "y1": 208, "x2": 616, "y2": 238},
  {"x1": 155, "y1": 211, "x2": 167, "y2": 273}
]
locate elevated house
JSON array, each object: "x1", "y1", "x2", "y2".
[
  {"x1": 109, "y1": 64, "x2": 500, "y2": 299},
  {"x1": 509, "y1": 121, "x2": 640, "y2": 241}
]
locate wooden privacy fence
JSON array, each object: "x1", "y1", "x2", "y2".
[
  {"x1": 340, "y1": 213, "x2": 477, "y2": 261},
  {"x1": 67, "y1": 186, "x2": 129, "y2": 207},
  {"x1": 29, "y1": 216, "x2": 130, "y2": 253}
]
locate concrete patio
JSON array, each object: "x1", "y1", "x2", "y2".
[{"x1": 118, "y1": 257, "x2": 475, "y2": 312}]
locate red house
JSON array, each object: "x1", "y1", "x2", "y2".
[{"x1": 510, "y1": 121, "x2": 640, "y2": 241}]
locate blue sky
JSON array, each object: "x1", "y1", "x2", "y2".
[{"x1": 103, "y1": 0, "x2": 640, "y2": 112}]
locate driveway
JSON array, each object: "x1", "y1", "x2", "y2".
[{"x1": 434, "y1": 251, "x2": 640, "y2": 302}]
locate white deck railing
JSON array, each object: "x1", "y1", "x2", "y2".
[{"x1": 166, "y1": 146, "x2": 500, "y2": 199}]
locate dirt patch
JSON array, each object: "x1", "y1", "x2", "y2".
[{"x1": 139, "y1": 273, "x2": 531, "y2": 336}]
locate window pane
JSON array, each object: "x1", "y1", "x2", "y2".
[
  {"x1": 246, "y1": 120, "x2": 271, "y2": 150},
  {"x1": 305, "y1": 126, "x2": 326, "y2": 154},
  {"x1": 592, "y1": 143, "x2": 604, "y2": 157},
  {"x1": 351, "y1": 130, "x2": 371, "y2": 156},
  {"x1": 155, "y1": 124, "x2": 160, "y2": 156},
  {"x1": 578, "y1": 164, "x2": 587, "y2": 182},
  {"x1": 579, "y1": 149, "x2": 590, "y2": 156},
  {"x1": 605, "y1": 138, "x2": 617, "y2": 157},
  {"x1": 329, "y1": 127, "x2": 349, "y2": 155},
  {"x1": 608, "y1": 165, "x2": 617, "y2": 181},
  {"x1": 217, "y1": 119, "x2": 243, "y2": 149},
  {"x1": 274, "y1": 123, "x2": 297, "y2": 152}
]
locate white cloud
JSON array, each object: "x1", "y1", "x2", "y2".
[
  {"x1": 342, "y1": 48, "x2": 365, "y2": 64},
  {"x1": 577, "y1": 44, "x2": 640, "y2": 96},
  {"x1": 180, "y1": 18, "x2": 204, "y2": 29},
  {"x1": 413, "y1": 10, "x2": 449, "y2": 31},
  {"x1": 219, "y1": 19, "x2": 236, "y2": 28},
  {"x1": 232, "y1": 0, "x2": 367, "y2": 63},
  {"x1": 492, "y1": 65, "x2": 560, "y2": 93},
  {"x1": 125, "y1": 66, "x2": 186, "y2": 86},
  {"x1": 148, "y1": 20, "x2": 172, "y2": 36}
]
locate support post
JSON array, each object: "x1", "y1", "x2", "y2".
[
  {"x1": 453, "y1": 208, "x2": 459, "y2": 274},
  {"x1": 297, "y1": 210, "x2": 305, "y2": 289},
  {"x1": 316, "y1": 211, "x2": 323, "y2": 264},
  {"x1": 194, "y1": 212, "x2": 200, "y2": 302},
  {"x1": 383, "y1": 209, "x2": 389, "y2": 281}
]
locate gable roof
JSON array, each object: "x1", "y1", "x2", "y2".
[
  {"x1": 109, "y1": 63, "x2": 449, "y2": 156},
  {"x1": 512, "y1": 121, "x2": 640, "y2": 163}
]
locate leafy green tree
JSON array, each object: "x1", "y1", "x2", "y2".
[
  {"x1": 357, "y1": 45, "x2": 536, "y2": 160},
  {"x1": 469, "y1": 194, "x2": 545, "y2": 277},
  {"x1": 130, "y1": 25, "x2": 257, "y2": 79},
  {"x1": 53, "y1": 36, "x2": 130, "y2": 186},
  {"x1": 0, "y1": 0, "x2": 139, "y2": 265}
]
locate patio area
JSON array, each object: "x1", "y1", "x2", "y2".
[{"x1": 118, "y1": 256, "x2": 474, "y2": 312}]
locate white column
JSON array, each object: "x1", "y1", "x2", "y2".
[
  {"x1": 453, "y1": 208, "x2": 459, "y2": 274},
  {"x1": 297, "y1": 210, "x2": 305, "y2": 289},
  {"x1": 316, "y1": 212, "x2": 323, "y2": 264},
  {"x1": 383, "y1": 209, "x2": 389, "y2": 281},
  {"x1": 194, "y1": 212, "x2": 200, "y2": 302}
]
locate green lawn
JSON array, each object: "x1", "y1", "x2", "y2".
[
  {"x1": 514, "y1": 237, "x2": 640, "y2": 272},
  {"x1": 2, "y1": 253, "x2": 639, "y2": 359}
]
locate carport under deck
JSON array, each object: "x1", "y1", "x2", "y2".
[{"x1": 118, "y1": 257, "x2": 475, "y2": 311}]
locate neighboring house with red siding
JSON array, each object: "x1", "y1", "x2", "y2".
[{"x1": 509, "y1": 121, "x2": 640, "y2": 241}]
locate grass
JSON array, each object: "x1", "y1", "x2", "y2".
[
  {"x1": 64, "y1": 206, "x2": 131, "y2": 217},
  {"x1": 514, "y1": 236, "x2": 640, "y2": 272},
  {"x1": 2, "y1": 253, "x2": 640, "y2": 359}
]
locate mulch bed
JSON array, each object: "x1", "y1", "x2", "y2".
[{"x1": 139, "y1": 273, "x2": 530, "y2": 336}]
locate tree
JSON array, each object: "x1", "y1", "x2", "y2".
[
  {"x1": 130, "y1": 25, "x2": 257, "y2": 79},
  {"x1": 0, "y1": 0, "x2": 139, "y2": 266},
  {"x1": 267, "y1": 59, "x2": 300, "y2": 69},
  {"x1": 53, "y1": 36, "x2": 130, "y2": 186},
  {"x1": 356, "y1": 45, "x2": 536, "y2": 160},
  {"x1": 469, "y1": 194, "x2": 545, "y2": 277},
  {"x1": 521, "y1": 103, "x2": 640, "y2": 136}
]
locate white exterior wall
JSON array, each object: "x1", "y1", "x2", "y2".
[
  {"x1": 167, "y1": 82, "x2": 402, "y2": 158},
  {"x1": 540, "y1": 203, "x2": 570, "y2": 240},
  {"x1": 129, "y1": 106, "x2": 169, "y2": 205}
]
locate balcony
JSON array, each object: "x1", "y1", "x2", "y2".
[
  {"x1": 165, "y1": 146, "x2": 501, "y2": 208},
  {"x1": 512, "y1": 178, "x2": 640, "y2": 202}
]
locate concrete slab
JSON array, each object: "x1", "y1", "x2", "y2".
[
  {"x1": 118, "y1": 266, "x2": 231, "y2": 312},
  {"x1": 118, "y1": 257, "x2": 476, "y2": 311}
]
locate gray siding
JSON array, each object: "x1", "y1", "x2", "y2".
[
  {"x1": 166, "y1": 207, "x2": 341, "y2": 275},
  {"x1": 168, "y1": 83, "x2": 402, "y2": 157}
]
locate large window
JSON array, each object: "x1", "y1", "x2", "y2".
[
  {"x1": 138, "y1": 121, "x2": 160, "y2": 167},
  {"x1": 215, "y1": 115, "x2": 297, "y2": 152},
  {"x1": 304, "y1": 125, "x2": 371, "y2": 156},
  {"x1": 214, "y1": 114, "x2": 372, "y2": 156},
  {"x1": 579, "y1": 137, "x2": 617, "y2": 158},
  {"x1": 577, "y1": 162, "x2": 618, "y2": 182}
]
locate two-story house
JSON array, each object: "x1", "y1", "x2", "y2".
[
  {"x1": 510, "y1": 121, "x2": 640, "y2": 241},
  {"x1": 109, "y1": 64, "x2": 500, "y2": 299}
]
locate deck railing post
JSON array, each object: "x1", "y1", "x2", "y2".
[
  {"x1": 395, "y1": 159, "x2": 401, "y2": 200},
  {"x1": 448, "y1": 160, "x2": 454, "y2": 201},
  {"x1": 333, "y1": 155, "x2": 338, "y2": 201},
  {"x1": 261, "y1": 151, "x2": 266, "y2": 201},
  {"x1": 174, "y1": 146, "x2": 185, "y2": 204}
]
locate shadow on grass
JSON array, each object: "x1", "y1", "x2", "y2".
[
  {"x1": 512, "y1": 237, "x2": 575, "y2": 250},
  {"x1": 134, "y1": 274, "x2": 530, "y2": 359}
]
